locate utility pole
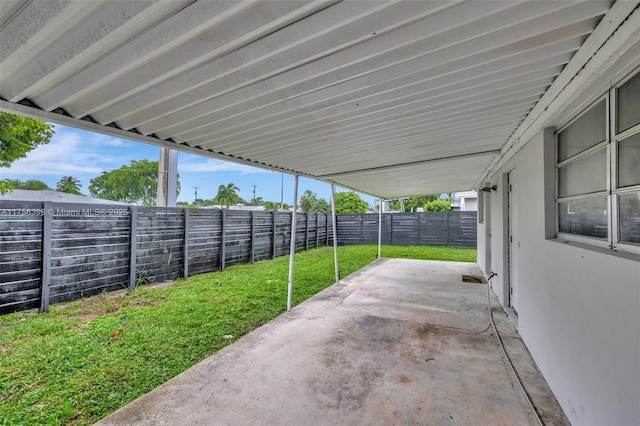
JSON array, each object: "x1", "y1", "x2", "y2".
[
  {"x1": 252, "y1": 184, "x2": 256, "y2": 203},
  {"x1": 193, "y1": 186, "x2": 199, "y2": 201},
  {"x1": 280, "y1": 173, "x2": 284, "y2": 211}
]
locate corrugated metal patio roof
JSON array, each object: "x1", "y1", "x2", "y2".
[{"x1": 1, "y1": 0, "x2": 638, "y2": 198}]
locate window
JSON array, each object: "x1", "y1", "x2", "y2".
[{"x1": 556, "y1": 70, "x2": 640, "y2": 252}]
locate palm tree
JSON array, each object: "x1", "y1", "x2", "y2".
[
  {"x1": 214, "y1": 183, "x2": 241, "y2": 209},
  {"x1": 300, "y1": 190, "x2": 316, "y2": 212},
  {"x1": 56, "y1": 176, "x2": 82, "y2": 195}
]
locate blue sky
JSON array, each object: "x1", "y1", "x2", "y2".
[{"x1": 0, "y1": 123, "x2": 377, "y2": 206}]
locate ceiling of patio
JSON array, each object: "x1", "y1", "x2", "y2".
[{"x1": 0, "y1": 0, "x2": 619, "y2": 198}]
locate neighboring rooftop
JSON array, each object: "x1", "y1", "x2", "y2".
[{"x1": 0, "y1": 189, "x2": 129, "y2": 205}]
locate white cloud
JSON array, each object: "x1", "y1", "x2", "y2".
[
  {"x1": 98, "y1": 137, "x2": 129, "y2": 147},
  {"x1": 0, "y1": 124, "x2": 272, "y2": 184},
  {"x1": 179, "y1": 157, "x2": 269, "y2": 174},
  {"x1": 0, "y1": 128, "x2": 129, "y2": 176}
]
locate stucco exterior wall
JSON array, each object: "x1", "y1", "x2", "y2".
[{"x1": 478, "y1": 130, "x2": 640, "y2": 425}]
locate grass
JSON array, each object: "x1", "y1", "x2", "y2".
[{"x1": 0, "y1": 245, "x2": 475, "y2": 425}]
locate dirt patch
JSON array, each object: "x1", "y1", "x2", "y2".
[
  {"x1": 146, "y1": 280, "x2": 175, "y2": 290},
  {"x1": 396, "y1": 374, "x2": 413, "y2": 384},
  {"x1": 56, "y1": 287, "x2": 167, "y2": 324},
  {"x1": 72, "y1": 312, "x2": 101, "y2": 323},
  {"x1": 416, "y1": 323, "x2": 450, "y2": 337}
]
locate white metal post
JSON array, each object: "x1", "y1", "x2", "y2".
[
  {"x1": 378, "y1": 198, "x2": 382, "y2": 258},
  {"x1": 157, "y1": 147, "x2": 178, "y2": 207},
  {"x1": 331, "y1": 184, "x2": 339, "y2": 283},
  {"x1": 287, "y1": 175, "x2": 299, "y2": 311}
]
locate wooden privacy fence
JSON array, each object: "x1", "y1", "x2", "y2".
[
  {"x1": 337, "y1": 212, "x2": 477, "y2": 248},
  {"x1": 0, "y1": 202, "x2": 333, "y2": 315},
  {"x1": 0, "y1": 204, "x2": 476, "y2": 315}
]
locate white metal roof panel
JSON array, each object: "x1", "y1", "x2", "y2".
[{"x1": 1, "y1": 0, "x2": 633, "y2": 198}]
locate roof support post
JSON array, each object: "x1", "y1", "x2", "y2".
[
  {"x1": 378, "y1": 199, "x2": 382, "y2": 259},
  {"x1": 331, "y1": 184, "x2": 339, "y2": 283},
  {"x1": 287, "y1": 175, "x2": 299, "y2": 311},
  {"x1": 156, "y1": 147, "x2": 178, "y2": 207}
]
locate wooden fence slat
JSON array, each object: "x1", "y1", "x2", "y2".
[
  {"x1": 128, "y1": 206, "x2": 137, "y2": 291},
  {"x1": 272, "y1": 211, "x2": 277, "y2": 259},
  {"x1": 305, "y1": 213, "x2": 309, "y2": 251},
  {"x1": 221, "y1": 209, "x2": 226, "y2": 271},
  {"x1": 40, "y1": 202, "x2": 51, "y2": 313},
  {"x1": 183, "y1": 209, "x2": 190, "y2": 278},
  {"x1": 250, "y1": 212, "x2": 255, "y2": 264}
]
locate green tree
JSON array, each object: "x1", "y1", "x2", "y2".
[
  {"x1": 89, "y1": 159, "x2": 179, "y2": 205},
  {"x1": 263, "y1": 201, "x2": 289, "y2": 211},
  {"x1": 0, "y1": 181, "x2": 10, "y2": 195},
  {"x1": 0, "y1": 178, "x2": 51, "y2": 190},
  {"x1": 213, "y1": 183, "x2": 242, "y2": 209},
  {"x1": 0, "y1": 110, "x2": 53, "y2": 197},
  {"x1": 248, "y1": 196, "x2": 263, "y2": 206},
  {"x1": 300, "y1": 190, "x2": 316, "y2": 212},
  {"x1": 23, "y1": 179, "x2": 50, "y2": 190},
  {"x1": 390, "y1": 195, "x2": 439, "y2": 212},
  {"x1": 0, "y1": 112, "x2": 54, "y2": 168},
  {"x1": 424, "y1": 199, "x2": 452, "y2": 211},
  {"x1": 335, "y1": 191, "x2": 369, "y2": 214},
  {"x1": 56, "y1": 176, "x2": 82, "y2": 195},
  {"x1": 300, "y1": 190, "x2": 331, "y2": 213}
]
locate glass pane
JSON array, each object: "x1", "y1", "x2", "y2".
[
  {"x1": 619, "y1": 192, "x2": 640, "y2": 245},
  {"x1": 558, "y1": 197, "x2": 608, "y2": 239},
  {"x1": 618, "y1": 132, "x2": 640, "y2": 187},
  {"x1": 558, "y1": 100, "x2": 606, "y2": 162},
  {"x1": 558, "y1": 149, "x2": 607, "y2": 197},
  {"x1": 617, "y1": 72, "x2": 640, "y2": 133}
]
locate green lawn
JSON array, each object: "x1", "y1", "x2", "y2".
[{"x1": 0, "y1": 245, "x2": 475, "y2": 425}]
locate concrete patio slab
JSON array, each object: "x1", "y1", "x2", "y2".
[{"x1": 96, "y1": 258, "x2": 568, "y2": 426}]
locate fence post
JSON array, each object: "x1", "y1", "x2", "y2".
[
  {"x1": 183, "y1": 209, "x2": 190, "y2": 278},
  {"x1": 446, "y1": 211, "x2": 451, "y2": 246},
  {"x1": 416, "y1": 212, "x2": 421, "y2": 246},
  {"x1": 315, "y1": 213, "x2": 319, "y2": 247},
  {"x1": 390, "y1": 213, "x2": 394, "y2": 245},
  {"x1": 39, "y1": 202, "x2": 52, "y2": 313},
  {"x1": 272, "y1": 211, "x2": 277, "y2": 259},
  {"x1": 360, "y1": 214, "x2": 364, "y2": 242},
  {"x1": 325, "y1": 213, "x2": 329, "y2": 246},
  {"x1": 128, "y1": 206, "x2": 137, "y2": 292},
  {"x1": 220, "y1": 209, "x2": 226, "y2": 271},
  {"x1": 250, "y1": 211, "x2": 255, "y2": 263},
  {"x1": 305, "y1": 212, "x2": 309, "y2": 251}
]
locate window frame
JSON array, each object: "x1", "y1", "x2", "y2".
[{"x1": 555, "y1": 68, "x2": 640, "y2": 255}]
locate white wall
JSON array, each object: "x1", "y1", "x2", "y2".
[
  {"x1": 478, "y1": 130, "x2": 640, "y2": 426},
  {"x1": 460, "y1": 197, "x2": 477, "y2": 212}
]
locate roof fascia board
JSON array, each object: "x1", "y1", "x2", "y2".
[
  {"x1": 474, "y1": 1, "x2": 640, "y2": 187},
  {"x1": 318, "y1": 149, "x2": 501, "y2": 179}
]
